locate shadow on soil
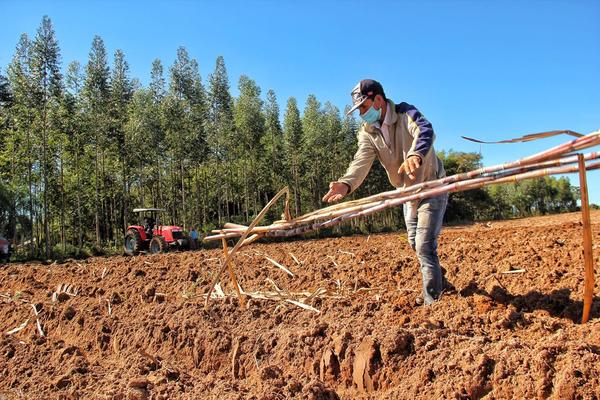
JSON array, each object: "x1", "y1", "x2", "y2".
[{"x1": 460, "y1": 280, "x2": 600, "y2": 324}]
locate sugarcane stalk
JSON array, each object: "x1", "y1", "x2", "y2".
[
  {"x1": 204, "y1": 150, "x2": 600, "y2": 242},
  {"x1": 221, "y1": 235, "x2": 246, "y2": 308},
  {"x1": 269, "y1": 135, "x2": 600, "y2": 226},
  {"x1": 261, "y1": 159, "x2": 600, "y2": 238},
  {"x1": 204, "y1": 131, "x2": 600, "y2": 242},
  {"x1": 241, "y1": 233, "x2": 263, "y2": 247},
  {"x1": 577, "y1": 154, "x2": 594, "y2": 324},
  {"x1": 287, "y1": 131, "x2": 600, "y2": 222},
  {"x1": 204, "y1": 187, "x2": 291, "y2": 309}
]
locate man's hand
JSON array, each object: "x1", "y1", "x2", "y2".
[
  {"x1": 398, "y1": 155, "x2": 422, "y2": 180},
  {"x1": 322, "y1": 181, "x2": 349, "y2": 203}
]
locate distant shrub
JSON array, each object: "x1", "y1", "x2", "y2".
[
  {"x1": 83, "y1": 243, "x2": 106, "y2": 257},
  {"x1": 52, "y1": 243, "x2": 92, "y2": 260}
]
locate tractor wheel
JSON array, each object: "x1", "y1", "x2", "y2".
[
  {"x1": 149, "y1": 236, "x2": 168, "y2": 254},
  {"x1": 124, "y1": 229, "x2": 143, "y2": 256}
]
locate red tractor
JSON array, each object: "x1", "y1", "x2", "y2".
[{"x1": 124, "y1": 208, "x2": 189, "y2": 256}]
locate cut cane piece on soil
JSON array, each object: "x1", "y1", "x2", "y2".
[
  {"x1": 52, "y1": 283, "x2": 80, "y2": 303},
  {"x1": 265, "y1": 256, "x2": 295, "y2": 277},
  {"x1": 285, "y1": 299, "x2": 320, "y2": 313},
  {"x1": 6, "y1": 319, "x2": 29, "y2": 335}
]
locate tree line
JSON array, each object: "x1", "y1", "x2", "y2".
[{"x1": 0, "y1": 17, "x2": 582, "y2": 260}]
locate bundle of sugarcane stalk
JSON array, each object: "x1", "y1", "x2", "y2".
[
  {"x1": 202, "y1": 129, "x2": 599, "y2": 311},
  {"x1": 205, "y1": 130, "x2": 600, "y2": 243}
]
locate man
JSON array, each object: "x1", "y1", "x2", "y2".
[
  {"x1": 189, "y1": 226, "x2": 199, "y2": 250},
  {"x1": 322, "y1": 79, "x2": 448, "y2": 305},
  {"x1": 0, "y1": 236, "x2": 10, "y2": 263},
  {"x1": 143, "y1": 217, "x2": 155, "y2": 239}
]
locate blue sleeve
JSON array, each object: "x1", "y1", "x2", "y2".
[{"x1": 396, "y1": 102, "x2": 435, "y2": 157}]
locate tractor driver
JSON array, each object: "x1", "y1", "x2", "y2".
[{"x1": 144, "y1": 217, "x2": 155, "y2": 238}]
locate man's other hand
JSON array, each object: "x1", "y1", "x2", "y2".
[
  {"x1": 322, "y1": 182, "x2": 349, "y2": 203},
  {"x1": 398, "y1": 155, "x2": 422, "y2": 180}
]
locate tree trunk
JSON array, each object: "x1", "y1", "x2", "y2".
[
  {"x1": 139, "y1": 169, "x2": 144, "y2": 207},
  {"x1": 122, "y1": 155, "x2": 127, "y2": 234},
  {"x1": 243, "y1": 164, "x2": 249, "y2": 221},
  {"x1": 42, "y1": 98, "x2": 50, "y2": 259},
  {"x1": 26, "y1": 132, "x2": 35, "y2": 258},
  {"x1": 76, "y1": 150, "x2": 82, "y2": 250},
  {"x1": 226, "y1": 166, "x2": 231, "y2": 221},
  {"x1": 217, "y1": 163, "x2": 222, "y2": 224},
  {"x1": 34, "y1": 183, "x2": 41, "y2": 256},
  {"x1": 180, "y1": 160, "x2": 186, "y2": 230},
  {"x1": 101, "y1": 150, "x2": 109, "y2": 242},
  {"x1": 202, "y1": 166, "x2": 208, "y2": 226},
  {"x1": 60, "y1": 152, "x2": 66, "y2": 253},
  {"x1": 293, "y1": 160, "x2": 301, "y2": 215},
  {"x1": 94, "y1": 123, "x2": 100, "y2": 246}
]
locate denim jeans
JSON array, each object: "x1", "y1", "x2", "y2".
[{"x1": 403, "y1": 193, "x2": 448, "y2": 305}]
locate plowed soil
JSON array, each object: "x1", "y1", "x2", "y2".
[{"x1": 1, "y1": 211, "x2": 600, "y2": 400}]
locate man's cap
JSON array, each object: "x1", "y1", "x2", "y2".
[{"x1": 347, "y1": 79, "x2": 385, "y2": 115}]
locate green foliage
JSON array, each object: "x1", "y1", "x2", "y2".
[
  {"x1": 437, "y1": 150, "x2": 493, "y2": 222},
  {"x1": 302, "y1": 94, "x2": 327, "y2": 211},
  {"x1": 0, "y1": 181, "x2": 13, "y2": 234},
  {"x1": 488, "y1": 176, "x2": 579, "y2": 218},
  {"x1": 283, "y1": 97, "x2": 303, "y2": 215},
  {"x1": 437, "y1": 150, "x2": 580, "y2": 222},
  {"x1": 52, "y1": 242, "x2": 91, "y2": 260}
]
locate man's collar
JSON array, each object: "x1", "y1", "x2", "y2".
[{"x1": 383, "y1": 101, "x2": 394, "y2": 126}]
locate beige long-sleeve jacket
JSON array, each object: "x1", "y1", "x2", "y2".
[{"x1": 338, "y1": 100, "x2": 445, "y2": 192}]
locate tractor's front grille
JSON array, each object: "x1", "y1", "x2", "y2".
[{"x1": 172, "y1": 231, "x2": 184, "y2": 240}]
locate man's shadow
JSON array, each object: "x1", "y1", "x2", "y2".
[{"x1": 460, "y1": 280, "x2": 600, "y2": 324}]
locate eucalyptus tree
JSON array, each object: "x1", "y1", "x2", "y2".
[
  {"x1": 0, "y1": 69, "x2": 11, "y2": 134},
  {"x1": 0, "y1": 68, "x2": 12, "y2": 161},
  {"x1": 109, "y1": 49, "x2": 133, "y2": 235},
  {"x1": 234, "y1": 75, "x2": 265, "y2": 220},
  {"x1": 185, "y1": 60, "x2": 208, "y2": 227},
  {"x1": 82, "y1": 35, "x2": 110, "y2": 244},
  {"x1": 61, "y1": 61, "x2": 88, "y2": 248},
  {"x1": 283, "y1": 97, "x2": 303, "y2": 215},
  {"x1": 150, "y1": 59, "x2": 166, "y2": 103},
  {"x1": 260, "y1": 89, "x2": 285, "y2": 209},
  {"x1": 30, "y1": 15, "x2": 63, "y2": 258},
  {"x1": 339, "y1": 105, "x2": 359, "y2": 168},
  {"x1": 207, "y1": 56, "x2": 234, "y2": 222},
  {"x1": 301, "y1": 94, "x2": 328, "y2": 210},
  {"x1": 0, "y1": 69, "x2": 17, "y2": 244},
  {"x1": 6, "y1": 33, "x2": 37, "y2": 257},
  {"x1": 140, "y1": 59, "x2": 167, "y2": 209},
  {"x1": 125, "y1": 88, "x2": 155, "y2": 212},
  {"x1": 322, "y1": 102, "x2": 343, "y2": 181},
  {"x1": 165, "y1": 47, "x2": 206, "y2": 228},
  {"x1": 184, "y1": 58, "x2": 208, "y2": 228}
]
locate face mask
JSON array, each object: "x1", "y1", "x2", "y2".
[{"x1": 360, "y1": 105, "x2": 381, "y2": 124}]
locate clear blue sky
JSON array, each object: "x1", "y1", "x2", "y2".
[{"x1": 1, "y1": 0, "x2": 599, "y2": 203}]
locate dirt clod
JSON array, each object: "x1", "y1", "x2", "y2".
[
  {"x1": 62, "y1": 306, "x2": 76, "y2": 320},
  {"x1": 143, "y1": 285, "x2": 155, "y2": 299}
]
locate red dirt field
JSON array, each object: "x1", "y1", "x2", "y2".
[{"x1": 1, "y1": 211, "x2": 600, "y2": 399}]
